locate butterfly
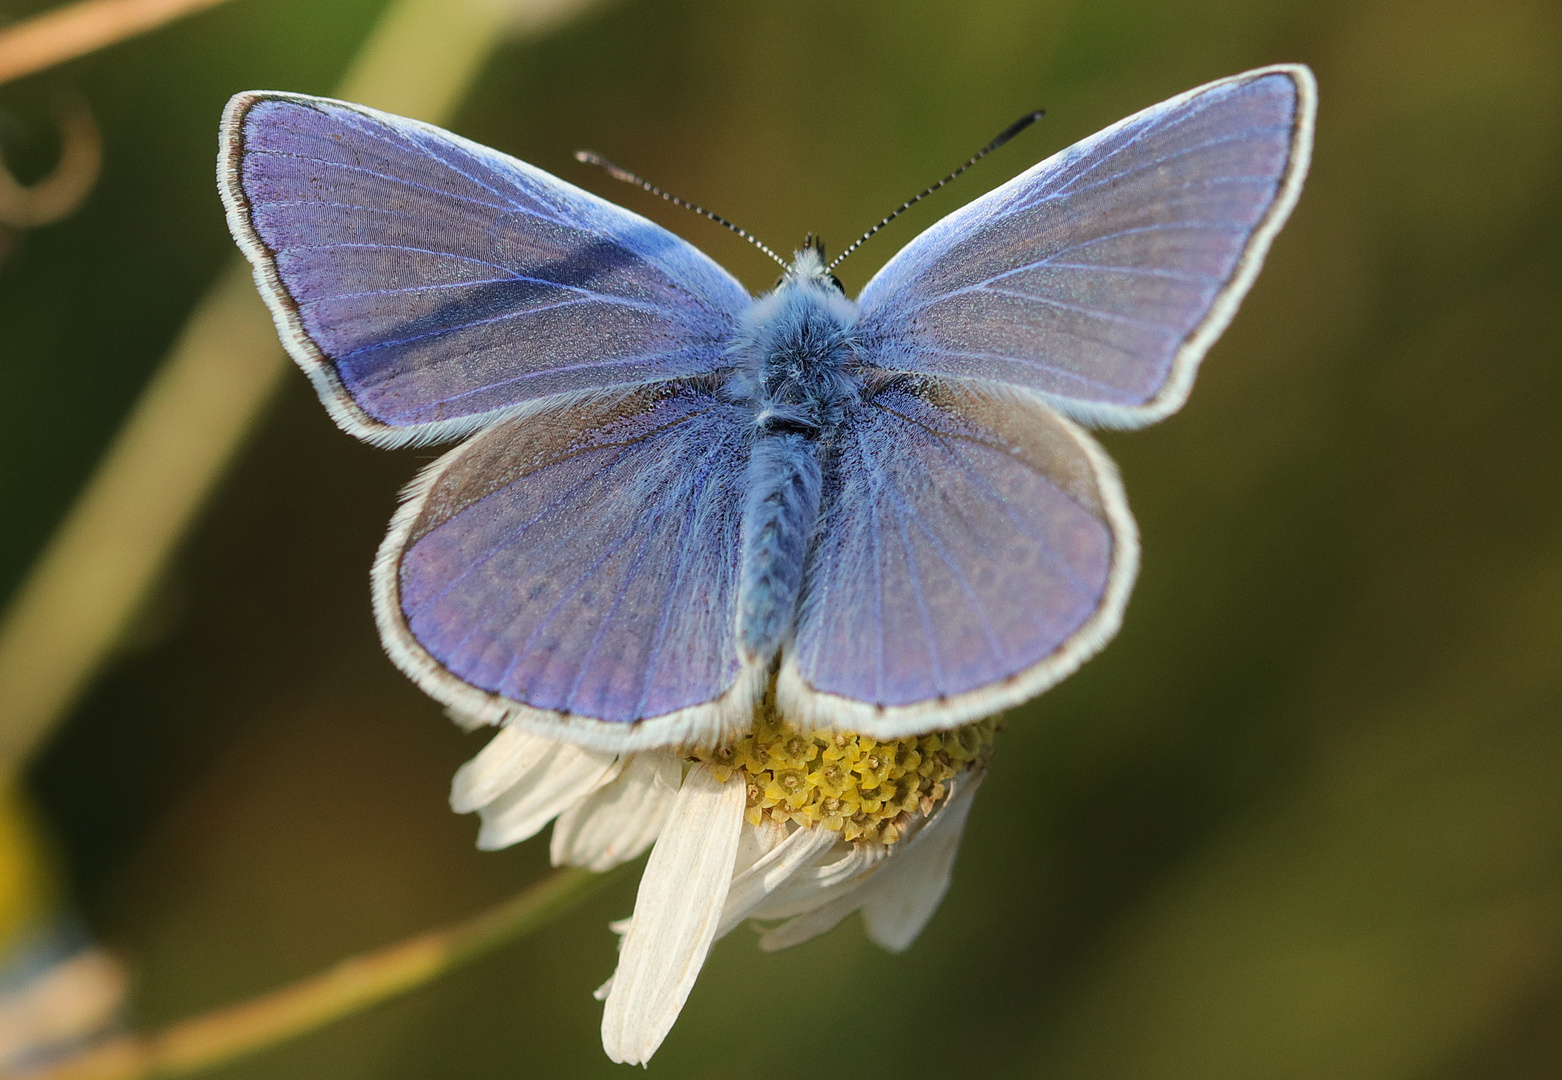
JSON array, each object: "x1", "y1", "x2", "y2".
[{"x1": 219, "y1": 65, "x2": 1315, "y2": 751}]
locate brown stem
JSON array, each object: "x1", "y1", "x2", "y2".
[{"x1": 9, "y1": 867, "x2": 618, "y2": 1080}]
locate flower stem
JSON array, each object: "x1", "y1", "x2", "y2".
[{"x1": 11, "y1": 867, "x2": 619, "y2": 1080}]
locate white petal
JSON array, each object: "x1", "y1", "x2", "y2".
[
  {"x1": 600, "y1": 764, "x2": 746, "y2": 1066},
  {"x1": 449, "y1": 724, "x2": 562, "y2": 813},
  {"x1": 550, "y1": 753, "x2": 680, "y2": 871},
  {"x1": 716, "y1": 823, "x2": 838, "y2": 939},
  {"x1": 444, "y1": 705, "x2": 493, "y2": 732},
  {"x1": 861, "y1": 772, "x2": 982, "y2": 952},
  {"x1": 475, "y1": 743, "x2": 620, "y2": 850}
]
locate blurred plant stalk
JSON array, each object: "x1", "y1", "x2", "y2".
[
  {"x1": 0, "y1": 0, "x2": 604, "y2": 781},
  {"x1": 0, "y1": 0, "x2": 232, "y2": 86},
  {"x1": 7, "y1": 867, "x2": 615, "y2": 1080}
]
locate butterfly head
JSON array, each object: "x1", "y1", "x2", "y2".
[{"x1": 777, "y1": 237, "x2": 846, "y2": 295}]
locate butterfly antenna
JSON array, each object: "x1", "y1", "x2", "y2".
[
  {"x1": 826, "y1": 109, "x2": 1045, "y2": 273},
  {"x1": 575, "y1": 150, "x2": 789, "y2": 270}
]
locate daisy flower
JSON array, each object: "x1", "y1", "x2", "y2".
[{"x1": 451, "y1": 701, "x2": 994, "y2": 1065}]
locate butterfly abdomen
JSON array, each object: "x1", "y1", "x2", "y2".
[
  {"x1": 738, "y1": 432, "x2": 821, "y2": 658},
  {"x1": 731, "y1": 255, "x2": 862, "y2": 661}
]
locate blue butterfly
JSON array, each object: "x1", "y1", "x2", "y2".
[{"x1": 218, "y1": 66, "x2": 1315, "y2": 751}]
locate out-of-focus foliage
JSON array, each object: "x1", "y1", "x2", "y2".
[
  {"x1": 0, "y1": 787, "x2": 52, "y2": 951},
  {"x1": 2, "y1": 0, "x2": 1560, "y2": 1077}
]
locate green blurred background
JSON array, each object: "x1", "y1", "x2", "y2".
[{"x1": 3, "y1": 0, "x2": 1561, "y2": 1075}]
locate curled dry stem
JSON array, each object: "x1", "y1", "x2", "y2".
[{"x1": 0, "y1": 97, "x2": 101, "y2": 229}]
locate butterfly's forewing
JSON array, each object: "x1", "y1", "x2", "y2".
[
  {"x1": 376, "y1": 386, "x2": 764, "y2": 750},
  {"x1": 777, "y1": 381, "x2": 1137, "y2": 737},
  {"x1": 854, "y1": 65, "x2": 1315, "y2": 427},
  {"x1": 220, "y1": 93, "x2": 751, "y2": 447}
]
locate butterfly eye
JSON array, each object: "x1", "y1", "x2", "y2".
[{"x1": 829, "y1": 275, "x2": 845, "y2": 293}]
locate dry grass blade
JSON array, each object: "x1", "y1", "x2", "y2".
[
  {"x1": 0, "y1": 0, "x2": 546, "y2": 781},
  {"x1": 0, "y1": 0, "x2": 233, "y2": 86}
]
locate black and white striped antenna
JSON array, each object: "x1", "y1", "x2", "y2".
[
  {"x1": 575, "y1": 150, "x2": 789, "y2": 270},
  {"x1": 826, "y1": 109, "x2": 1045, "y2": 272}
]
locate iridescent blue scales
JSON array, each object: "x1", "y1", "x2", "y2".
[{"x1": 219, "y1": 66, "x2": 1315, "y2": 750}]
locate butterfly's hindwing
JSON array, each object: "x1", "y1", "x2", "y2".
[
  {"x1": 375, "y1": 385, "x2": 764, "y2": 750},
  {"x1": 778, "y1": 379, "x2": 1138, "y2": 736}
]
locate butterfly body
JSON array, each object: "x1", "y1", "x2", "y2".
[
  {"x1": 219, "y1": 66, "x2": 1315, "y2": 751},
  {"x1": 729, "y1": 247, "x2": 860, "y2": 659}
]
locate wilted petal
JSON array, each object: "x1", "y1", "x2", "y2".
[
  {"x1": 551, "y1": 753, "x2": 680, "y2": 872},
  {"x1": 601, "y1": 765, "x2": 746, "y2": 1065},
  {"x1": 746, "y1": 841, "x2": 885, "y2": 921},
  {"x1": 449, "y1": 723, "x2": 562, "y2": 813},
  {"x1": 716, "y1": 823, "x2": 838, "y2": 938},
  {"x1": 753, "y1": 881, "x2": 864, "y2": 951},
  {"x1": 862, "y1": 772, "x2": 982, "y2": 952},
  {"x1": 757, "y1": 771, "x2": 983, "y2": 952},
  {"x1": 476, "y1": 743, "x2": 620, "y2": 850}
]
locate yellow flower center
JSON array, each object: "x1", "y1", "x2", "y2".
[{"x1": 688, "y1": 704, "x2": 996, "y2": 845}]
